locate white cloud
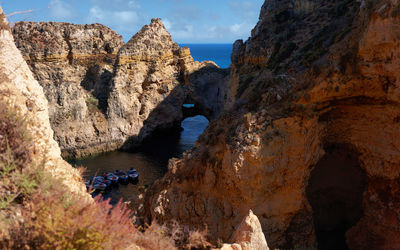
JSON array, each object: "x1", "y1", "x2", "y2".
[
  {"x1": 115, "y1": 11, "x2": 138, "y2": 24},
  {"x1": 128, "y1": 1, "x2": 140, "y2": 9},
  {"x1": 49, "y1": 0, "x2": 74, "y2": 19},
  {"x1": 87, "y1": 6, "x2": 138, "y2": 25},
  {"x1": 229, "y1": 22, "x2": 254, "y2": 36},
  {"x1": 86, "y1": 1, "x2": 143, "y2": 37},
  {"x1": 163, "y1": 19, "x2": 172, "y2": 30}
]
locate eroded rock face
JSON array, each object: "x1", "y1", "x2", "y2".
[
  {"x1": 146, "y1": 0, "x2": 400, "y2": 249},
  {"x1": 230, "y1": 210, "x2": 269, "y2": 250},
  {"x1": 107, "y1": 18, "x2": 223, "y2": 148},
  {"x1": 13, "y1": 19, "x2": 228, "y2": 158},
  {"x1": 0, "y1": 8, "x2": 86, "y2": 196},
  {"x1": 13, "y1": 22, "x2": 124, "y2": 158}
]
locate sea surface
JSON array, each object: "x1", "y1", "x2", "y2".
[
  {"x1": 71, "y1": 115, "x2": 209, "y2": 205},
  {"x1": 180, "y1": 44, "x2": 233, "y2": 69}
]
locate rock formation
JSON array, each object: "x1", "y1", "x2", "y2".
[
  {"x1": 145, "y1": 0, "x2": 400, "y2": 249},
  {"x1": 12, "y1": 21, "x2": 124, "y2": 158},
  {"x1": 107, "y1": 18, "x2": 223, "y2": 149},
  {"x1": 13, "y1": 19, "x2": 228, "y2": 158},
  {"x1": 0, "y1": 7, "x2": 86, "y2": 195},
  {"x1": 225, "y1": 210, "x2": 269, "y2": 250}
]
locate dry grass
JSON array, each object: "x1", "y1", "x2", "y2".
[{"x1": 0, "y1": 100, "x2": 211, "y2": 249}]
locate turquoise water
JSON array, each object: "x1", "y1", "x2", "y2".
[{"x1": 181, "y1": 44, "x2": 232, "y2": 68}]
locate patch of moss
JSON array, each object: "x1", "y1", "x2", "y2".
[{"x1": 86, "y1": 95, "x2": 100, "y2": 114}]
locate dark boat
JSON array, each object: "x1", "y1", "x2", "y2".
[
  {"x1": 127, "y1": 168, "x2": 139, "y2": 182},
  {"x1": 114, "y1": 170, "x2": 129, "y2": 183}
]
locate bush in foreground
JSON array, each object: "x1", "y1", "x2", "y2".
[{"x1": 0, "y1": 100, "x2": 211, "y2": 249}]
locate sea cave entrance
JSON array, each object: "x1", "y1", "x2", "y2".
[
  {"x1": 71, "y1": 104, "x2": 209, "y2": 205},
  {"x1": 306, "y1": 144, "x2": 366, "y2": 250}
]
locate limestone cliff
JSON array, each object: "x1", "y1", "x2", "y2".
[
  {"x1": 13, "y1": 22, "x2": 124, "y2": 158},
  {"x1": 13, "y1": 19, "x2": 228, "y2": 158},
  {"x1": 108, "y1": 18, "x2": 210, "y2": 148},
  {"x1": 0, "y1": 8, "x2": 86, "y2": 196},
  {"x1": 146, "y1": 0, "x2": 400, "y2": 249}
]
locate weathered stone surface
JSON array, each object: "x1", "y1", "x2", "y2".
[
  {"x1": 0, "y1": 7, "x2": 86, "y2": 196},
  {"x1": 146, "y1": 0, "x2": 400, "y2": 249},
  {"x1": 13, "y1": 19, "x2": 228, "y2": 158},
  {"x1": 231, "y1": 210, "x2": 269, "y2": 250},
  {"x1": 13, "y1": 21, "x2": 124, "y2": 158},
  {"x1": 107, "y1": 18, "x2": 194, "y2": 147}
]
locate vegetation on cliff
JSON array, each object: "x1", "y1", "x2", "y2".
[{"x1": 0, "y1": 100, "x2": 211, "y2": 249}]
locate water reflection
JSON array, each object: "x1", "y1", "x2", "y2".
[{"x1": 70, "y1": 115, "x2": 209, "y2": 205}]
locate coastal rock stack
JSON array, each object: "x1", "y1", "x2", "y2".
[
  {"x1": 108, "y1": 18, "x2": 204, "y2": 148},
  {"x1": 145, "y1": 0, "x2": 400, "y2": 249},
  {"x1": 13, "y1": 19, "x2": 228, "y2": 158}
]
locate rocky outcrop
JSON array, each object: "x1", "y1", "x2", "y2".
[
  {"x1": 107, "y1": 18, "x2": 220, "y2": 148},
  {"x1": 0, "y1": 7, "x2": 86, "y2": 196},
  {"x1": 13, "y1": 19, "x2": 228, "y2": 158},
  {"x1": 146, "y1": 0, "x2": 400, "y2": 249},
  {"x1": 228, "y1": 210, "x2": 269, "y2": 250},
  {"x1": 13, "y1": 21, "x2": 124, "y2": 158}
]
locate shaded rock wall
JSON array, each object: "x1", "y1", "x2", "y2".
[
  {"x1": 146, "y1": 0, "x2": 400, "y2": 249},
  {"x1": 13, "y1": 19, "x2": 228, "y2": 158}
]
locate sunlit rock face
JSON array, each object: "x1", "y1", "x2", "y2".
[
  {"x1": 13, "y1": 19, "x2": 228, "y2": 158},
  {"x1": 145, "y1": 0, "x2": 400, "y2": 249},
  {"x1": 0, "y1": 7, "x2": 87, "y2": 196},
  {"x1": 13, "y1": 22, "x2": 125, "y2": 158},
  {"x1": 107, "y1": 18, "x2": 219, "y2": 149}
]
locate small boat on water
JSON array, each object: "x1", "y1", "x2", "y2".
[
  {"x1": 94, "y1": 176, "x2": 112, "y2": 186},
  {"x1": 92, "y1": 182, "x2": 107, "y2": 191},
  {"x1": 127, "y1": 168, "x2": 139, "y2": 182},
  {"x1": 114, "y1": 170, "x2": 129, "y2": 183},
  {"x1": 86, "y1": 176, "x2": 112, "y2": 191},
  {"x1": 105, "y1": 172, "x2": 119, "y2": 184}
]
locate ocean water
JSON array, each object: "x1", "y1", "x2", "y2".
[
  {"x1": 180, "y1": 44, "x2": 233, "y2": 69},
  {"x1": 71, "y1": 115, "x2": 209, "y2": 205}
]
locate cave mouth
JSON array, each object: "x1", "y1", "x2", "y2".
[{"x1": 306, "y1": 144, "x2": 366, "y2": 250}]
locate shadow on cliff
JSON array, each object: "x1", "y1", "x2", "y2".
[
  {"x1": 80, "y1": 65, "x2": 113, "y2": 115},
  {"x1": 120, "y1": 65, "x2": 227, "y2": 164},
  {"x1": 120, "y1": 85, "x2": 189, "y2": 166}
]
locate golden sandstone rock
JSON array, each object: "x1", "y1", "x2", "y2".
[
  {"x1": 13, "y1": 18, "x2": 228, "y2": 158},
  {"x1": 0, "y1": 6, "x2": 87, "y2": 196},
  {"x1": 145, "y1": 0, "x2": 400, "y2": 249}
]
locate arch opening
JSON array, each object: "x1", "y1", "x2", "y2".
[
  {"x1": 182, "y1": 103, "x2": 209, "y2": 120},
  {"x1": 179, "y1": 115, "x2": 209, "y2": 152},
  {"x1": 306, "y1": 144, "x2": 366, "y2": 250}
]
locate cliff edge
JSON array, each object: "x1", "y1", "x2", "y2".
[{"x1": 145, "y1": 0, "x2": 400, "y2": 249}]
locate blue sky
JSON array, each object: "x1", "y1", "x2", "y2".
[{"x1": 1, "y1": 0, "x2": 264, "y2": 43}]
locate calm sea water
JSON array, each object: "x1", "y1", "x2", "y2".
[
  {"x1": 71, "y1": 115, "x2": 209, "y2": 205},
  {"x1": 181, "y1": 44, "x2": 233, "y2": 69}
]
